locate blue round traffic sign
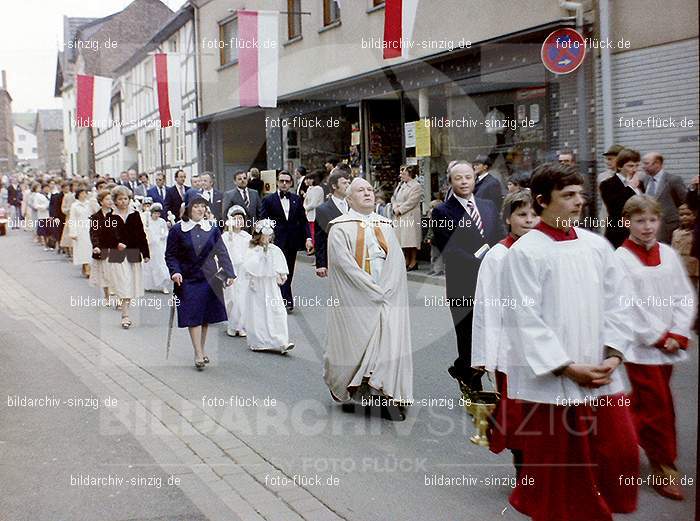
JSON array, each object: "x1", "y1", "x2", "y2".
[{"x1": 541, "y1": 29, "x2": 586, "y2": 74}]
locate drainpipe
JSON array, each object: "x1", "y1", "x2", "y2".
[
  {"x1": 559, "y1": 0, "x2": 592, "y2": 218},
  {"x1": 599, "y1": 0, "x2": 614, "y2": 150}
]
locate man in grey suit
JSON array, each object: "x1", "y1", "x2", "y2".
[
  {"x1": 222, "y1": 170, "x2": 262, "y2": 230},
  {"x1": 126, "y1": 168, "x2": 146, "y2": 197},
  {"x1": 642, "y1": 152, "x2": 687, "y2": 243}
]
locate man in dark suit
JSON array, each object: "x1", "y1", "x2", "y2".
[
  {"x1": 118, "y1": 171, "x2": 130, "y2": 187},
  {"x1": 146, "y1": 172, "x2": 167, "y2": 206},
  {"x1": 184, "y1": 172, "x2": 224, "y2": 223},
  {"x1": 222, "y1": 170, "x2": 262, "y2": 230},
  {"x1": 125, "y1": 169, "x2": 145, "y2": 197},
  {"x1": 432, "y1": 161, "x2": 505, "y2": 388},
  {"x1": 642, "y1": 152, "x2": 687, "y2": 243},
  {"x1": 247, "y1": 168, "x2": 264, "y2": 196},
  {"x1": 473, "y1": 154, "x2": 504, "y2": 211},
  {"x1": 7, "y1": 177, "x2": 22, "y2": 229},
  {"x1": 599, "y1": 148, "x2": 642, "y2": 248},
  {"x1": 261, "y1": 170, "x2": 313, "y2": 311},
  {"x1": 164, "y1": 169, "x2": 189, "y2": 221},
  {"x1": 314, "y1": 168, "x2": 351, "y2": 277}
]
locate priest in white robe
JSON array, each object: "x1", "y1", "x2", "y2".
[{"x1": 323, "y1": 178, "x2": 413, "y2": 420}]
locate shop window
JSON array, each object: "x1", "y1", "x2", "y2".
[
  {"x1": 323, "y1": 0, "x2": 340, "y2": 25},
  {"x1": 286, "y1": 128, "x2": 299, "y2": 159},
  {"x1": 219, "y1": 18, "x2": 239, "y2": 66},
  {"x1": 288, "y1": 0, "x2": 302, "y2": 39}
]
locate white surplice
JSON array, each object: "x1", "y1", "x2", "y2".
[
  {"x1": 223, "y1": 229, "x2": 252, "y2": 333},
  {"x1": 243, "y1": 243, "x2": 289, "y2": 351},
  {"x1": 502, "y1": 228, "x2": 636, "y2": 404},
  {"x1": 471, "y1": 242, "x2": 511, "y2": 372},
  {"x1": 615, "y1": 243, "x2": 696, "y2": 365},
  {"x1": 142, "y1": 216, "x2": 170, "y2": 290},
  {"x1": 323, "y1": 211, "x2": 414, "y2": 404},
  {"x1": 69, "y1": 200, "x2": 93, "y2": 265}
]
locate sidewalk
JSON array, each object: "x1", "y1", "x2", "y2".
[{"x1": 0, "y1": 252, "x2": 348, "y2": 521}]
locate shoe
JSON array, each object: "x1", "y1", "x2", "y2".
[
  {"x1": 195, "y1": 360, "x2": 206, "y2": 370},
  {"x1": 281, "y1": 343, "x2": 295, "y2": 354},
  {"x1": 406, "y1": 264, "x2": 418, "y2": 272},
  {"x1": 286, "y1": 306, "x2": 294, "y2": 314},
  {"x1": 226, "y1": 328, "x2": 237, "y2": 337},
  {"x1": 203, "y1": 356, "x2": 210, "y2": 364},
  {"x1": 162, "y1": 288, "x2": 170, "y2": 294},
  {"x1": 379, "y1": 404, "x2": 406, "y2": 422},
  {"x1": 650, "y1": 462, "x2": 684, "y2": 500},
  {"x1": 120, "y1": 317, "x2": 132, "y2": 329},
  {"x1": 341, "y1": 403, "x2": 357, "y2": 414},
  {"x1": 239, "y1": 331, "x2": 247, "y2": 337}
]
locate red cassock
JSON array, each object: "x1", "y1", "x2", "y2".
[
  {"x1": 616, "y1": 239, "x2": 694, "y2": 470},
  {"x1": 509, "y1": 396, "x2": 639, "y2": 521},
  {"x1": 488, "y1": 371, "x2": 523, "y2": 454},
  {"x1": 503, "y1": 223, "x2": 641, "y2": 521}
]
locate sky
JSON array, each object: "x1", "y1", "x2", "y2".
[{"x1": 0, "y1": 0, "x2": 184, "y2": 113}]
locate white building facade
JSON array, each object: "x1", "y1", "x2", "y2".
[
  {"x1": 94, "y1": 7, "x2": 199, "y2": 184},
  {"x1": 13, "y1": 123, "x2": 38, "y2": 164}
]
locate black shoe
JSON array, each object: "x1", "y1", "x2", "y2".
[
  {"x1": 341, "y1": 403, "x2": 357, "y2": 414},
  {"x1": 379, "y1": 404, "x2": 406, "y2": 422}
]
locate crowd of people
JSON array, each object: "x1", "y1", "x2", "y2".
[{"x1": 0, "y1": 146, "x2": 698, "y2": 520}]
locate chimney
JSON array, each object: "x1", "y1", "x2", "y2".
[{"x1": 1, "y1": 70, "x2": 6, "y2": 90}]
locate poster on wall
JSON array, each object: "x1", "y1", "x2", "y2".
[
  {"x1": 260, "y1": 169, "x2": 277, "y2": 195},
  {"x1": 415, "y1": 119, "x2": 431, "y2": 157},
  {"x1": 404, "y1": 121, "x2": 416, "y2": 148}
]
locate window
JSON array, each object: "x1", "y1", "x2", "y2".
[
  {"x1": 143, "y1": 57, "x2": 154, "y2": 112},
  {"x1": 219, "y1": 18, "x2": 238, "y2": 66},
  {"x1": 32, "y1": 147, "x2": 37, "y2": 154},
  {"x1": 373, "y1": 0, "x2": 385, "y2": 6},
  {"x1": 17, "y1": 147, "x2": 23, "y2": 154},
  {"x1": 323, "y1": 0, "x2": 340, "y2": 25},
  {"x1": 287, "y1": 0, "x2": 302, "y2": 39},
  {"x1": 19, "y1": 134, "x2": 26, "y2": 141},
  {"x1": 144, "y1": 130, "x2": 156, "y2": 170},
  {"x1": 170, "y1": 35, "x2": 178, "y2": 53},
  {"x1": 172, "y1": 124, "x2": 184, "y2": 163}
]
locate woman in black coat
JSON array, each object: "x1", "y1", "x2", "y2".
[
  {"x1": 165, "y1": 195, "x2": 235, "y2": 369},
  {"x1": 107, "y1": 185, "x2": 150, "y2": 329},
  {"x1": 89, "y1": 189, "x2": 116, "y2": 302}
]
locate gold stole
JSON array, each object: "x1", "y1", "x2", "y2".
[{"x1": 354, "y1": 221, "x2": 389, "y2": 274}]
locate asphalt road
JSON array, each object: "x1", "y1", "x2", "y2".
[{"x1": 0, "y1": 229, "x2": 696, "y2": 521}]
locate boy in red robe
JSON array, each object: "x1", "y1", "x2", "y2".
[
  {"x1": 616, "y1": 194, "x2": 696, "y2": 500},
  {"x1": 503, "y1": 163, "x2": 640, "y2": 521}
]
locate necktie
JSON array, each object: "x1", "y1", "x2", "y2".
[
  {"x1": 467, "y1": 200, "x2": 485, "y2": 238},
  {"x1": 160, "y1": 187, "x2": 164, "y2": 200},
  {"x1": 242, "y1": 189, "x2": 249, "y2": 207},
  {"x1": 280, "y1": 192, "x2": 288, "y2": 199},
  {"x1": 647, "y1": 177, "x2": 657, "y2": 196}
]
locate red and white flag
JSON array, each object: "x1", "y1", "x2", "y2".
[
  {"x1": 238, "y1": 10, "x2": 279, "y2": 108},
  {"x1": 383, "y1": 0, "x2": 419, "y2": 59},
  {"x1": 154, "y1": 53, "x2": 182, "y2": 127},
  {"x1": 75, "y1": 74, "x2": 112, "y2": 128}
]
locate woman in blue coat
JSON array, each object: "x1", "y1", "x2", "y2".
[{"x1": 165, "y1": 195, "x2": 235, "y2": 369}]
